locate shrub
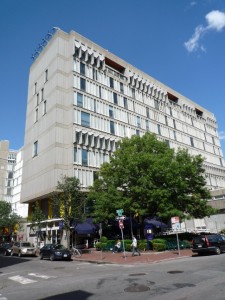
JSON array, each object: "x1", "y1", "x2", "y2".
[
  {"x1": 153, "y1": 243, "x2": 166, "y2": 252},
  {"x1": 100, "y1": 236, "x2": 108, "y2": 243}
]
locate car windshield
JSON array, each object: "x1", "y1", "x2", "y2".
[
  {"x1": 2, "y1": 243, "x2": 12, "y2": 248},
  {"x1": 21, "y1": 243, "x2": 32, "y2": 247},
  {"x1": 54, "y1": 244, "x2": 66, "y2": 250}
]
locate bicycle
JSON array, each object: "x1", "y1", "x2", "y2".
[{"x1": 71, "y1": 247, "x2": 82, "y2": 258}]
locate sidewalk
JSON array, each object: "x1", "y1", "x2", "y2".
[{"x1": 73, "y1": 248, "x2": 193, "y2": 265}]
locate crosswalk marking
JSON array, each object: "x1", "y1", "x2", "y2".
[
  {"x1": 28, "y1": 273, "x2": 56, "y2": 279},
  {"x1": 9, "y1": 275, "x2": 37, "y2": 285}
]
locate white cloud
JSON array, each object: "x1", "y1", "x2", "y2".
[
  {"x1": 219, "y1": 131, "x2": 225, "y2": 140},
  {"x1": 190, "y1": 1, "x2": 197, "y2": 7},
  {"x1": 184, "y1": 10, "x2": 225, "y2": 53},
  {"x1": 206, "y1": 10, "x2": 225, "y2": 31}
]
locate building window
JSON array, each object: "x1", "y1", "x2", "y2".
[
  {"x1": 136, "y1": 129, "x2": 140, "y2": 136},
  {"x1": 146, "y1": 107, "x2": 150, "y2": 119},
  {"x1": 137, "y1": 116, "x2": 141, "y2": 128},
  {"x1": 157, "y1": 124, "x2": 161, "y2": 136},
  {"x1": 93, "y1": 68, "x2": 97, "y2": 80},
  {"x1": 146, "y1": 120, "x2": 150, "y2": 131},
  {"x1": 45, "y1": 69, "x2": 48, "y2": 82},
  {"x1": 113, "y1": 92, "x2": 118, "y2": 105},
  {"x1": 77, "y1": 93, "x2": 83, "y2": 107},
  {"x1": 109, "y1": 105, "x2": 114, "y2": 118},
  {"x1": 35, "y1": 108, "x2": 38, "y2": 122},
  {"x1": 37, "y1": 93, "x2": 39, "y2": 106},
  {"x1": 73, "y1": 145, "x2": 77, "y2": 162},
  {"x1": 173, "y1": 130, "x2": 177, "y2": 140},
  {"x1": 81, "y1": 112, "x2": 90, "y2": 127},
  {"x1": 131, "y1": 88, "x2": 135, "y2": 98},
  {"x1": 80, "y1": 78, "x2": 86, "y2": 91},
  {"x1": 123, "y1": 97, "x2": 128, "y2": 109},
  {"x1": 33, "y1": 141, "x2": 38, "y2": 157},
  {"x1": 165, "y1": 116, "x2": 168, "y2": 126},
  {"x1": 173, "y1": 119, "x2": 176, "y2": 129},
  {"x1": 190, "y1": 137, "x2": 194, "y2": 147},
  {"x1": 154, "y1": 99, "x2": 159, "y2": 110},
  {"x1": 82, "y1": 149, "x2": 88, "y2": 166},
  {"x1": 41, "y1": 88, "x2": 44, "y2": 101},
  {"x1": 165, "y1": 140, "x2": 170, "y2": 147},
  {"x1": 120, "y1": 82, "x2": 124, "y2": 93},
  {"x1": 169, "y1": 107, "x2": 173, "y2": 116},
  {"x1": 109, "y1": 77, "x2": 114, "y2": 89},
  {"x1": 80, "y1": 62, "x2": 85, "y2": 76},
  {"x1": 110, "y1": 120, "x2": 115, "y2": 134},
  {"x1": 212, "y1": 136, "x2": 215, "y2": 145},
  {"x1": 99, "y1": 86, "x2": 102, "y2": 98},
  {"x1": 43, "y1": 100, "x2": 47, "y2": 115},
  {"x1": 94, "y1": 99, "x2": 97, "y2": 112}
]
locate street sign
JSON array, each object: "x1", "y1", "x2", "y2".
[
  {"x1": 115, "y1": 215, "x2": 126, "y2": 220},
  {"x1": 119, "y1": 220, "x2": 124, "y2": 229},
  {"x1": 116, "y1": 209, "x2": 124, "y2": 216}
]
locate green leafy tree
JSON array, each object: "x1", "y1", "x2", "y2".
[
  {"x1": 0, "y1": 200, "x2": 22, "y2": 238},
  {"x1": 28, "y1": 202, "x2": 47, "y2": 247},
  {"x1": 51, "y1": 176, "x2": 85, "y2": 248},
  {"x1": 88, "y1": 133, "x2": 215, "y2": 223}
]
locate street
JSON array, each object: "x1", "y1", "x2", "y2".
[{"x1": 1, "y1": 253, "x2": 225, "y2": 299}]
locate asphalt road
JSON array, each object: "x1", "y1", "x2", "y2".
[{"x1": 1, "y1": 253, "x2": 225, "y2": 300}]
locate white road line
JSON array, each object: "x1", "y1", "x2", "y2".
[
  {"x1": 28, "y1": 273, "x2": 57, "y2": 279},
  {"x1": 8, "y1": 275, "x2": 37, "y2": 285},
  {"x1": 0, "y1": 294, "x2": 8, "y2": 300},
  {"x1": 0, "y1": 272, "x2": 16, "y2": 277}
]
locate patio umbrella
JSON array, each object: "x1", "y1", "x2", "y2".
[
  {"x1": 144, "y1": 218, "x2": 167, "y2": 228},
  {"x1": 74, "y1": 218, "x2": 97, "y2": 235}
]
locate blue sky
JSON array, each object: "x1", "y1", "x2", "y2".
[{"x1": 0, "y1": 0, "x2": 225, "y2": 157}]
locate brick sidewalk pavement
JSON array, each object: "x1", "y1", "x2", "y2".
[{"x1": 73, "y1": 248, "x2": 193, "y2": 265}]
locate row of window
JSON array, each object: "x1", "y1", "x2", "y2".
[
  {"x1": 75, "y1": 74, "x2": 217, "y2": 142},
  {"x1": 76, "y1": 59, "x2": 217, "y2": 134},
  {"x1": 74, "y1": 108, "x2": 221, "y2": 157},
  {"x1": 75, "y1": 92, "x2": 219, "y2": 148}
]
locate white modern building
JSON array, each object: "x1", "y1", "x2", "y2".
[
  {"x1": 20, "y1": 29, "x2": 225, "y2": 235},
  {"x1": 0, "y1": 141, "x2": 28, "y2": 240}
]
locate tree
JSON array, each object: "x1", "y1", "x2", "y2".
[
  {"x1": 88, "y1": 133, "x2": 215, "y2": 223},
  {"x1": 0, "y1": 200, "x2": 22, "y2": 240},
  {"x1": 51, "y1": 176, "x2": 85, "y2": 248},
  {"x1": 28, "y1": 202, "x2": 47, "y2": 247}
]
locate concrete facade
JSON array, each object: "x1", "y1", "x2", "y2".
[{"x1": 21, "y1": 29, "x2": 225, "y2": 211}]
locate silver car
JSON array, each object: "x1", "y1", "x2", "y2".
[{"x1": 11, "y1": 242, "x2": 37, "y2": 257}]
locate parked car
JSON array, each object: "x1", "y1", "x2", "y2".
[
  {"x1": 11, "y1": 242, "x2": 37, "y2": 257},
  {"x1": 0, "y1": 243, "x2": 13, "y2": 256},
  {"x1": 39, "y1": 244, "x2": 72, "y2": 261},
  {"x1": 192, "y1": 234, "x2": 225, "y2": 255}
]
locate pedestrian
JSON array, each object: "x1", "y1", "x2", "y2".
[
  {"x1": 113, "y1": 239, "x2": 121, "y2": 253},
  {"x1": 131, "y1": 236, "x2": 140, "y2": 256}
]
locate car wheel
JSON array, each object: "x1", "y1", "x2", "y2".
[
  {"x1": 215, "y1": 247, "x2": 221, "y2": 255},
  {"x1": 50, "y1": 254, "x2": 55, "y2": 261},
  {"x1": 40, "y1": 253, "x2": 43, "y2": 260}
]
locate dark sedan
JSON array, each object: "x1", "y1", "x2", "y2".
[
  {"x1": 40, "y1": 244, "x2": 72, "y2": 261},
  {"x1": 0, "y1": 243, "x2": 13, "y2": 256}
]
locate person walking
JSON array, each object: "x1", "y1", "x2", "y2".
[{"x1": 131, "y1": 236, "x2": 140, "y2": 256}]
